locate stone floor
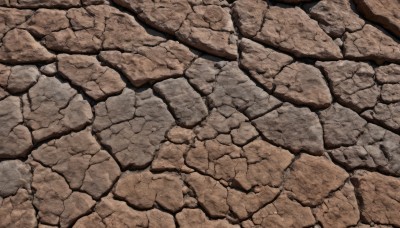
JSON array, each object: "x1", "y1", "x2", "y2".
[{"x1": 0, "y1": 0, "x2": 400, "y2": 227}]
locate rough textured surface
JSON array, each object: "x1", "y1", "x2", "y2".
[{"x1": 1, "y1": 1, "x2": 400, "y2": 227}]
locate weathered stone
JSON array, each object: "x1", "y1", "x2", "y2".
[
  {"x1": 362, "y1": 103, "x2": 400, "y2": 131},
  {"x1": 60, "y1": 192, "x2": 96, "y2": 228},
  {"x1": 343, "y1": 24, "x2": 400, "y2": 63},
  {"x1": 238, "y1": 38, "x2": 293, "y2": 91},
  {"x1": 23, "y1": 76, "x2": 93, "y2": 142},
  {"x1": 243, "y1": 140, "x2": 294, "y2": 188},
  {"x1": 376, "y1": 64, "x2": 400, "y2": 83},
  {"x1": 319, "y1": 103, "x2": 367, "y2": 148},
  {"x1": 112, "y1": 0, "x2": 192, "y2": 34},
  {"x1": 0, "y1": 189, "x2": 37, "y2": 228},
  {"x1": 208, "y1": 62, "x2": 282, "y2": 119},
  {"x1": 99, "y1": 41, "x2": 196, "y2": 87},
  {"x1": 58, "y1": 54, "x2": 125, "y2": 100},
  {"x1": 0, "y1": 96, "x2": 32, "y2": 158},
  {"x1": 154, "y1": 78, "x2": 208, "y2": 127},
  {"x1": 4, "y1": 0, "x2": 80, "y2": 8},
  {"x1": 231, "y1": 122, "x2": 258, "y2": 146},
  {"x1": 284, "y1": 154, "x2": 349, "y2": 206},
  {"x1": 352, "y1": 171, "x2": 400, "y2": 227},
  {"x1": 184, "y1": 172, "x2": 229, "y2": 218},
  {"x1": 185, "y1": 55, "x2": 223, "y2": 95},
  {"x1": 273, "y1": 62, "x2": 332, "y2": 109},
  {"x1": 176, "y1": 4, "x2": 238, "y2": 59},
  {"x1": 316, "y1": 60, "x2": 380, "y2": 112},
  {"x1": 7, "y1": 65, "x2": 40, "y2": 93},
  {"x1": 22, "y1": 9, "x2": 69, "y2": 37},
  {"x1": 0, "y1": 160, "x2": 31, "y2": 197},
  {"x1": 227, "y1": 186, "x2": 279, "y2": 220},
  {"x1": 254, "y1": 6, "x2": 342, "y2": 59},
  {"x1": 73, "y1": 213, "x2": 105, "y2": 228},
  {"x1": 92, "y1": 88, "x2": 136, "y2": 132},
  {"x1": 310, "y1": 0, "x2": 365, "y2": 37},
  {"x1": 253, "y1": 103, "x2": 324, "y2": 155},
  {"x1": 330, "y1": 123, "x2": 400, "y2": 176},
  {"x1": 176, "y1": 208, "x2": 239, "y2": 228},
  {"x1": 381, "y1": 84, "x2": 400, "y2": 103},
  {"x1": 40, "y1": 63, "x2": 57, "y2": 76},
  {"x1": 0, "y1": 29, "x2": 55, "y2": 64},
  {"x1": 166, "y1": 126, "x2": 195, "y2": 144},
  {"x1": 31, "y1": 163, "x2": 71, "y2": 225},
  {"x1": 32, "y1": 128, "x2": 120, "y2": 199},
  {"x1": 314, "y1": 183, "x2": 360, "y2": 228},
  {"x1": 232, "y1": 0, "x2": 267, "y2": 37},
  {"x1": 252, "y1": 192, "x2": 316, "y2": 228},
  {"x1": 114, "y1": 171, "x2": 184, "y2": 212},
  {"x1": 95, "y1": 88, "x2": 174, "y2": 169},
  {"x1": 43, "y1": 5, "x2": 165, "y2": 54},
  {"x1": 152, "y1": 142, "x2": 188, "y2": 171},
  {"x1": 354, "y1": 0, "x2": 400, "y2": 37},
  {"x1": 0, "y1": 7, "x2": 32, "y2": 39}
]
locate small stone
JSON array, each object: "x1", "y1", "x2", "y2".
[
  {"x1": 352, "y1": 170, "x2": 400, "y2": 227},
  {"x1": 284, "y1": 154, "x2": 349, "y2": 206},
  {"x1": 166, "y1": 126, "x2": 195, "y2": 144},
  {"x1": 152, "y1": 143, "x2": 188, "y2": 171},
  {"x1": 154, "y1": 78, "x2": 208, "y2": 127},
  {"x1": 0, "y1": 160, "x2": 31, "y2": 197},
  {"x1": 343, "y1": 24, "x2": 400, "y2": 64},
  {"x1": 253, "y1": 103, "x2": 324, "y2": 155},
  {"x1": 7, "y1": 65, "x2": 40, "y2": 93},
  {"x1": 40, "y1": 63, "x2": 57, "y2": 75}
]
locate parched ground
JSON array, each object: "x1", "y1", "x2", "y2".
[{"x1": 0, "y1": 0, "x2": 400, "y2": 227}]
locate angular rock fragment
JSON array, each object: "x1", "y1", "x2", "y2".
[
  {"x1": 273, "y1": 62, "x2": 332, "y2": 109},
  {"x1": 7, "y1": 65, "x2": 40, "y2": 93},
  {"x1": 314, "y1": 183, "x2": 360, "y2": 228},
  {"x1": 43, "y1": 5, "x2": 165, "y2": 53},
  {"x1": 316, "y1": 60, "x2": 380, "y2": 112},
  {"x1": 23, "y1": 76, "x2": 93, "y2": 142},
  {"x1": 99, "y1": 41, "x2": 196, "y2": 87},
  {"x1": 176, "y1": 3, "x2": 238, "y2": 59},
  {"x1": 0, "y1": 29, "x2": 55, "y2": 64},
  {"x1": 0, "y1": 160, "x2": 31, "y2": 197},
  {"x1": 154, "y1": 78, "x2": 208, "y2": 127},
  {"x1": 330, "y1": 123, "x2": 400, "y2": 176},
  {"x1": 352, "y1": 171, "x2": 400, "y2": 227},
  {"x1": 58, "y1": 54, "x2": 125, "y2": 100},
  {"x1": 319, "y1": 103, "x2": 367, "y2": 148},
  {"x1": 362, "y1": 103, "x2": 400, "y2": 131},
  {"x1": 381, "y1": 84, "x2": 400, "y2": 103},
  {"x1": 231, "y1": 122, "x2": 258, "y2": 146},
  {"x1": 232, "y1": 0, "x2": 268, "y2": 37},
  {"x1": 354, "y1": 0, "x2": 400, "y2": 37},
  {"x1": 0, "y1": 96, "x2": 32, "y2": 158},
  {"x1": 284, "y1": 154, "x2": 349, "y2": 206},
  {"x1": 252, "y1": 192, "x2": 316, "y2": 227},
  {"x1": 208, "y1": 62, "x2": 281, "y2": 119},
  {"x1": 113, "y1": 0, "x2": 237, "y2": 59},
  {"x1": 0, "y1": 189, "x2": 37, "y2": 228},
  {"x1": 0, "y1": 7, "x2": 32, "y2": 39},
  {"x1": 227, "y1": 186, "x2": 279, "y2": 220},
  {"x1": 32, "y1": 128, "x2": 120, "y2": 199},
  {"x1": 254, "y1": 6, "x2": 342, "y2": 59},
  {"x1": 310, "y1": 0, "x2": 365, "y2": 37},
  {"x1": 166, "y1": 126, "x2": 195, "y2": 144},
  {"x1": 176, "y1": 208, "x2": 239, "y2": 228},
  {"x1": 114, "y1": 171, "x2": 184, "y2": 212},
  {"x1": 151, "y1": 142, "x2": 188, "y2": 171},
  {"x1": 253, "y1": 103, "x2": 324, "y2": 155},
  {"x1": 21, "y1": 9, "x2": 69, "y2": 37},
  {"x1": 95, "y1": 88, "x2": 174, "y2": 169},
  {"x1": 185, "y1": 55, "x2": 224, "y2": 95},
  {"x1": 376, "y1": 63, "x2": 400, "y2": 84},
  {"x1": 238, "y1": 38, "x2": 293, "y2": 91},
  {"x1": 343, "y1": 24, "x2": 400, "y2": 63},
  {"x1": 184, "y1": 172, "x2": 229, "y2": 218},
  {"x1": 31, "y1": 163, "x2": 95, "y2": 227}
]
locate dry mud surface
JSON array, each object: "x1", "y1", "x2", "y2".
[{"x1": 0, "y1": 0, "x2": 400, "y2": 227}]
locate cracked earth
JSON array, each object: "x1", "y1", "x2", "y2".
[{"x1": 0, "y1": 0, "x2": 400, "y2": 227}]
